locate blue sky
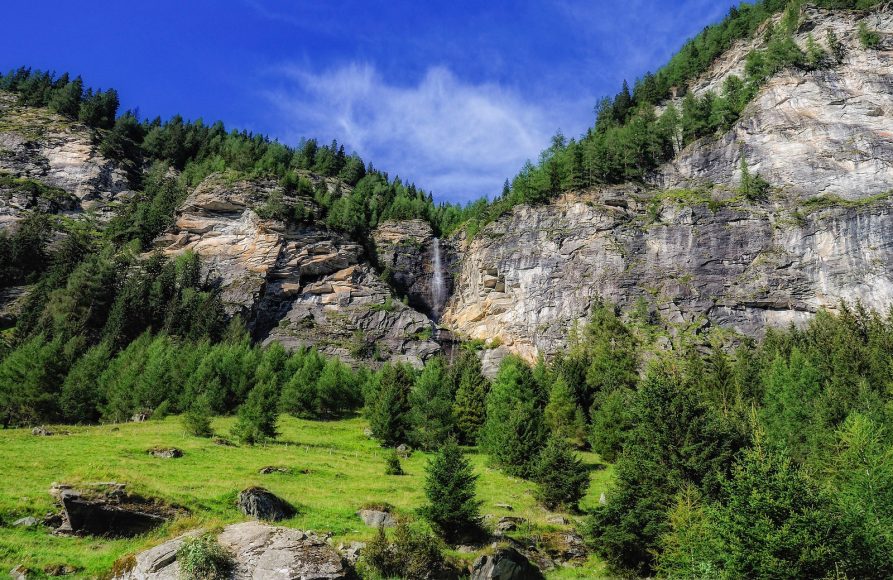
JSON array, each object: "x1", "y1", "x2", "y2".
[{"x1": 1, "y1": 0, "x2": 741, "y2": 202}]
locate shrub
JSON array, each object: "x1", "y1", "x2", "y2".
[
  {"x1": 231, "y1": 380, "x2": 279, "y2": 444},
  {"x1": 385, "y1": 451, "x2": 404, "y2": 475},
  {"x1": 534, "y1": 435, "x2": 590, "y2": 511},
  {"x1": 858, "y1": 22, "x2": 880, "y2": 49},
  {"x1": 177, "y1": 534, "x2": 233, "y2": 580},
  {"x1": 360, "y1": 521, "x2": 446, "y2": 580}
]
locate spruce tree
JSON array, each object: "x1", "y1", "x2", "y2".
[
  {"x1": 480, "y1": 356, "x2": 546, "y2": 478},
  {"x1": 544, "y1": 375, "x2": 586, "y2": 442},
  {"x1": 420, "y1": 440, "x2": 482, "y2": 541},
  {"x1": 232, "y1": 379, "x2": 279, "y2": 444},
  {"x1": 534, "y1": 435, "x2": 590, "y2": 511},
  {"x1": 183, "y1": 393, "x2": 214, "y2": 438},
  {"x1": 409, "y1": 357, "x2": 455, "y2": 450},
  {"x1": 451, "y1": 351, "x2": 488, "y2": 445},
  {"x1": 367, "y1": 363, "x2": 414, "y2": 446}
]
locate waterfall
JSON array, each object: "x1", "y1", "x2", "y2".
[{"x1": 431, "y1": 237, "x2": 446, "y2": 317}]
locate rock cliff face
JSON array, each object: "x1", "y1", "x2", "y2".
[
  {"x1": 373, "y1": 219, "x2": 459, "y2": 319},
  {"x1": 443, "y1": 5, "x2": 893, "y2": 362},
  {"x1": 0, "y1": 92, "x2": 133, "y2": 229},
  {"x1": 660, "y1": 7, "x2": 893, "y2": 198},
  {"x1": 155, "y1": 174, "x2": 439, "y2": 366}
]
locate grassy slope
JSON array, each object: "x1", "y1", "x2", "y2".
[{"x1": 0, "y1": 415, "x2": 613, "y2": 579}]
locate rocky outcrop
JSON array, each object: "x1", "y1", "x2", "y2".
[
  {"x1": 0, "y1": 91, "x2": 133, "y2": 228},
  {"x1": 659, "y1": 7, "x2": 893, "y2": 199},
  {"x1": 114, "y1": 522, "x2": 350, "y2": 579},
  {"x1": 443, "y1": 189, "x2": 893, "y2": 361},
  {"x1": 155, "y1": 174, "x2": 440, "y2": 366},
  {"x1": 444, "y1": 6, "x2": 893, "y2": 362},
  {"x1": 237, "y1": 487, "x2": 296, "y2": 521},
  {"x1": 373, "y1": 219, "x2": 459, "y2": 319},
  {"x1": 470, "y1": 546, "x2": 544, "y2": 580}
]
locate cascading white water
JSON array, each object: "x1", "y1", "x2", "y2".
[{"x1": 431, "y1": 237, "x2": 446, "y2": 317}]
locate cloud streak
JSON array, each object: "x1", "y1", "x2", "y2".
[{"x1": 263, "y1": 64, "x2": 579, "y2": 202}]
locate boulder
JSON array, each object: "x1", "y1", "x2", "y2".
[
  {"x1": 31, "y1": 426, "x2": 52, "y2": 436},
  {"x1": 258, "y1": 466, "x2": 291, "y2": 475},
  {"x1": 49, "y1": 483, "x2": 183, "y2": 538},
  {"x1": 495, "y1": 516, "x2": 526, "y2": 533},
  {"x1": 545, "y1": 515, "x2": 568, "y2": 525},
  {"x1": 114, "y1": 522, "x2": 350, "y2": 579},
  {"x1": 12, "y1": 516, "x2": 40, "y2": 527},
  {"x1": 357, "y1": 508, "x2": 396, "y2": 528},
  {"x1": 237, "y1": 487, "x2": 296, "y2": 521},
  {"x1": 9, "y1": 565, "x2": 28, "y2": 580},
  {"x1": 395, "y1": 443, "x2": 412, "y2": 457},
  {"x1": 494, "y1": 503, "x2": 514, "y2": 511},
  {"x1": 147, "y1": 447, "x2": 182, "y2": 459},
  {"x1": 337, "y1": 541, "x2": 365, "y2": 566},
  {"x1": 470, "y1": 547, "x2": 544, "y2": 580}
]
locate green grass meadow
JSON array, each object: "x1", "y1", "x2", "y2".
[{"x1": 0, "y1": 415, "x2": 613, "y2": 578}]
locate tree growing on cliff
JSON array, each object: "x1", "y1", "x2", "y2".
[{"x1": 738, "y1": 150, "x2": 770, "y2": 201}]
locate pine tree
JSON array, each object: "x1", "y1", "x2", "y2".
[
  {"x1": 480, "y1": 356, "x2": 546, "y2": 478},
  {"x1": 367, "y1": 363, "x2": 414, "y2": 446},
  {"x1": 589, "y1": 388, "x2": 635, "y2": 462},
  {"x1": 409, "y1": 357, "x2": 455, "y2": 450},
  {"x1": 451, "y1": 351, "x2": 489, "y2": 445},
  {"x1": 544, "y1": 375, "x2": 586, "y2": 442},
  {"x1": 183, "y1": 393, "x2": 214, "y2": 437},
  {"x1": 231, "y1": 379, "x2": 279, "y2": 444},
  {"x1": 420, "y1": 440, "x2": 482, "y2": 541},
  {"x1": 59, "y1": 342, "x2": 110, "y2": 423},
  {"x1": 534, "y1": 435, "x2": 590, "y2": 511}
]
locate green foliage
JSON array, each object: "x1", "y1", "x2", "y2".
[
  {"x1": 585, "y1": 360, "x2": 743, "y2": 575},
  {"x1": 544, "y1": 375, "x2": 586, "y2": 443},
  {"x1": 176, "y1": 534, "x2": 233, "y2": 580},
  {"x1": 384, "y1": 450, "x2": 404, "y2": 475},
  {"x1": 451, "y1": 351, "x2": 489, "y2": 445},
  {"x1": 534, "y1": 435, "x2": 590, "y2": 511},
  {"x1": 409, "y1": 357, "x2": 455, "y2": 450},
  {"x1": 360, "y1": 521, "x2": 446, "y2": 580},
  {"x1": 588, "y1": 387, "x2": 635, "y2": 463},
  {"x1": 182, "y1": 394, "x2": 214, "y2": 438},
  {"x1": 480, "y1": 356, "x2": 547, "y2": 478},
  {"x1": 858, "y1": 21, "x2": 881, "y2": 49},
  {"x1": 231, "y1": 379, "x2": 279, "y2": 444},
  {"x1": 366, "y1": 363, "x2": 415, "y2": 446},
  {"x1": 420, "y1": 440, "x2": 482, "y2": 541},
  {"x1": 739, "y1": 151, "x2": 771, "y2": 201}
]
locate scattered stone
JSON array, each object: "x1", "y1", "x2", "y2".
[
  {"x1": 494, "y1": 503, "x2": 514, "y2": 511},
  {"x1": 599, "y1": 492, "x2": 606, "y2": 505},
  {"x1": 212, "y1": 436, "x2": 234, "y2": 446},
  {"x1": 49, "y1": 482, "x2": 184, "y2": 538},
  {"x1": 42, "y1": 564, "x2": 77, "y2": 576},
  {"x1": 363, "y1": 428, "x2": 374, "y2": 438},
  {"x1": 395, "y1": 443, "x2": 412, "y2": 457},
  {"x1": 237, "y1": 487, "x2": 296, "y2": 521},
  {"x1": 9, "y1": 565, "x2": 28, "y2": 580},
  {"x1": 115, "y1": 522, "x2": 350, "y2": 579},
  {"x1": 470, "y1": 546, "x2": 544, "y2": 580},
  {"x1": 258, "y1": 466, "x2": 291, "y2": 475},
  {"x1": 12, "y1": 516, "x2": 39, "y2": 527},
  {"x1": 31, "y1": 426, "x2": 52, "y2": 436},
  {"x1": 357, "y1": 508, "x2": 397, "y2": 528},
  {"x1": 545, "y1": 515, "x2": 568, "y2": 525},
  {"x1": 495, "y1": 516, "x2": 527, "y2": 533},
  {"x1": 130, "y1": 413, "x2": 148, "y2": 423},
  {"x1": 337, "y1": 541, "x2": 365, "y2": 566},
  {"x1": 146, "y1": 447, "x2": 182, "y2": 459}
]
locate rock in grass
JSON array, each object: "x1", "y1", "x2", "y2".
[
  {"x1": 470, "y1": 546, "x2": 544, "y2": 580},
  {"x1": 258, "y1": 466, "x2": 291, "y2": 475},
  {"x1": 357, "y1": 508, "x2": 396, "y2": 528},
  {"x1": 13, "y1": 516, "x2": 40, "y2": 527},
  {"x1": 9, "y1": 565, "x2": 28, "y2": 580},
  {"x1": 114, "y1": 522, "x2": 349, "y2": 579},
  {"x1": 147, "y1": 447, "x2": 183, "y2": 459},
  {"x1": 237, "y1": 487, "x2": 296, "y2": 521}
]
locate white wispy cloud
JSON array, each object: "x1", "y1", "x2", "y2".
[{"x1": 262, "y1": 63, "x2": 579, "y2": 202}]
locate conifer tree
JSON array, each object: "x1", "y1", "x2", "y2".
[
  {"x1": 409, "y1": 356, "x2": 455, "y2": 450},
  {"x1": 183, "y1": 393, "x2": 214, "y2": 437},
  {"x1": 231, "y1": 379, "x2": 279, "y2": 444},
  {"x1": 421, "y1": 440, "x2": 482, "y2": 541},
  {"x1": 534, "y1": 435, "x2": 590, "y2": 511},
  {"x1": 480, "y1": 356, "x2": 547, "y2": 477},
  {"x1": 367, "y1": 363, "x2": 414, "y2": 446},
  {"x1": 451, "y1": 351, "x2": 489, "y2": 445},
  {"x1": 544, "y1": 375, "x2": 586, "y2": 442}
]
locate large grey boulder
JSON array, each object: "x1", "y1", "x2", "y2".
[
  {"x1": 237, "y1": 487, "x2": 295, "y2": 522},
  {"x1": 114, "y1": 522, "x2": 350, "y2": 579},
  {"x1": 470, "y1": 546, "x2": 543, "y2": 580},
  {"x1": 357, "y1": 508, "x2": 396, "y2": 528}
]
